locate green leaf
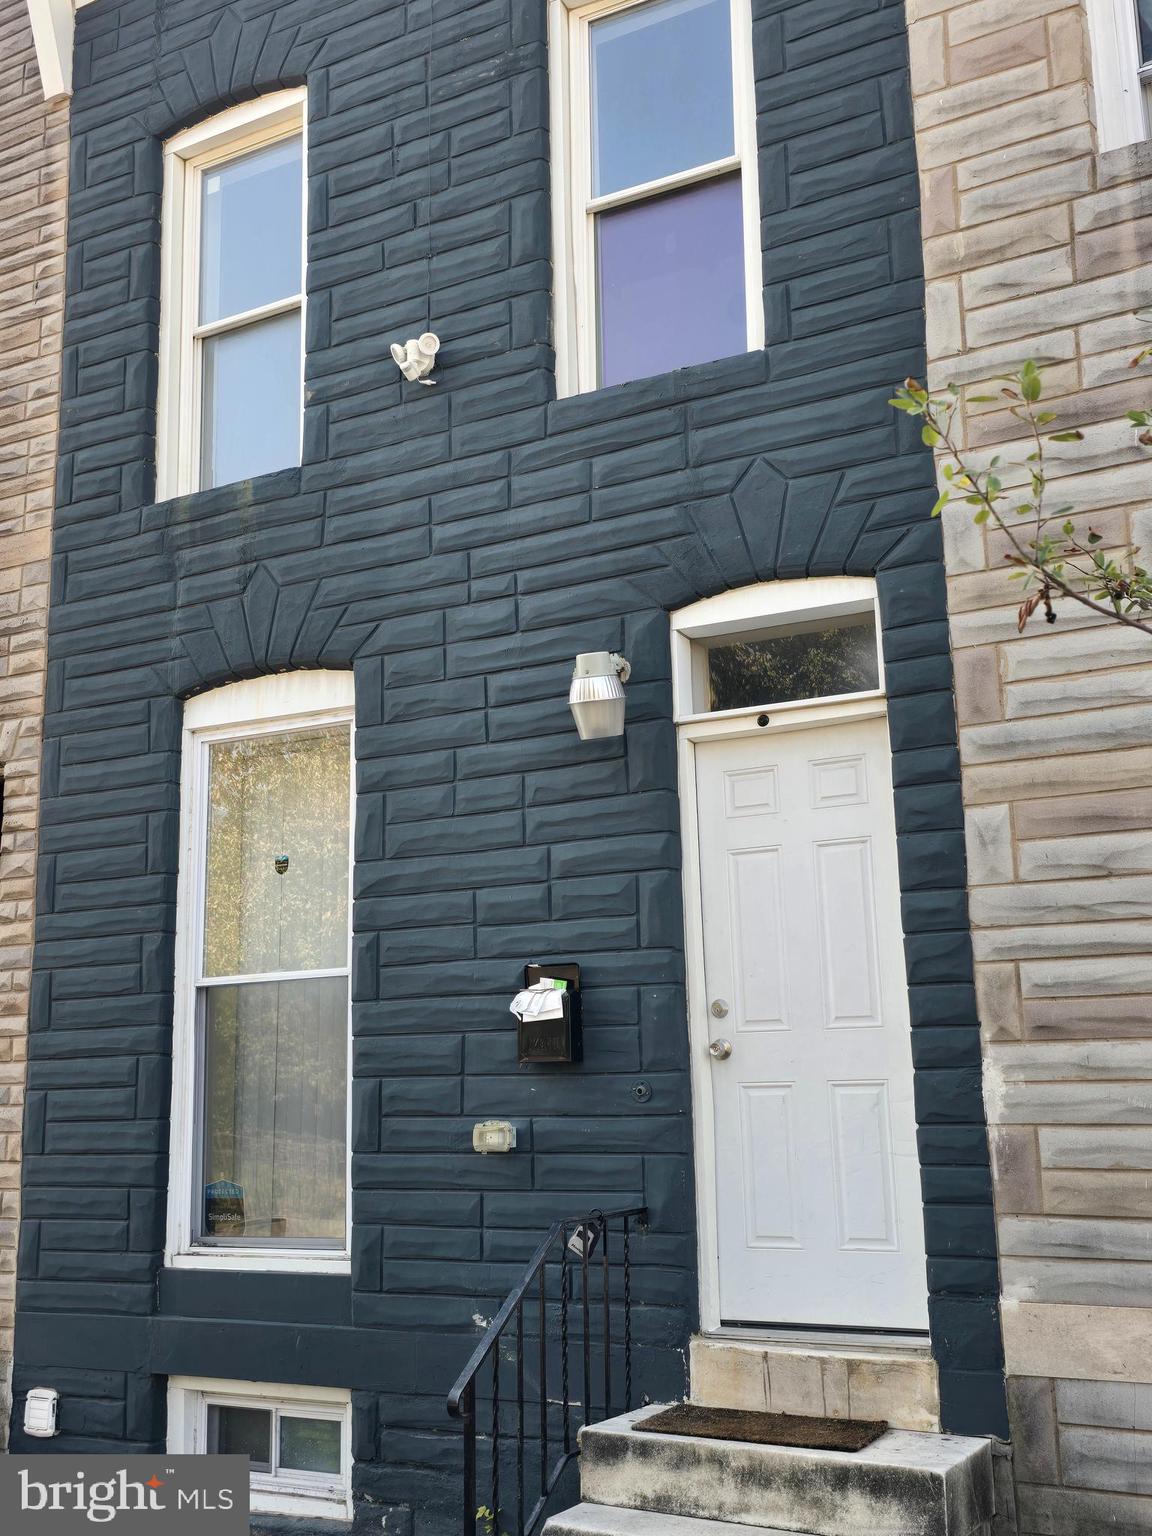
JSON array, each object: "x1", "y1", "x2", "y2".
[
  {"x1": 921, "y1": 424, "x2": 940, "y2": 447},
  {"x1": 1035, "y1": 412, "x2": 1056, "y2": 425},
  {"x1": 1087, "y1": 530, "x2": 1103, "y2": 544},
  {"x1": 1048, "y1": 431, "x2": 1084, "y2": 442},
  {"x1": 930, "y1": 491, "x2": 950, "y2": 518},
  {"x1": 973, "y1": 508, "x2": 990, "y2": 524},
  {"x1": 967, "y1": 394, "x2": 997, "y2": 403}
]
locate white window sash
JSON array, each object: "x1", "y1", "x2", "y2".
[
  {"x1": 550, "y1": 0, "x2": 763, "y2": 397},
  {"x1": 1086, "y1": 0, "x2": 1150, "y2": 151},
  {"x1": 166, "y1": 672, "x2": 355, "y2": 1274},
  {"x1": 167, "y1": 1378, "x2": 352, "y2": 1521},
  {"x1": 156, "y1": 89, "x2": 308, "y2": 501}
]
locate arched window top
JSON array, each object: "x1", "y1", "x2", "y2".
[{"x1": 184, "y1": 670, "x2": 354, "y2": 734}]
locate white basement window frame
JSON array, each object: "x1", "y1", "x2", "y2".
[
  {"x1": 166, "y1": 671, "x2": 355, "y2": 1275},
  {"x1": 549, "y1": 0, "x2": 762, "y2": 397},
  {"x1": 156, "y1": 88, "x2": 307, "y2": 501},
  {"x1": 167, "y1": 1377, "x2": 353, "y2": 1522},
  {"x1": 1086, "y1": 0, "x2": 1152, "y2": 150}
]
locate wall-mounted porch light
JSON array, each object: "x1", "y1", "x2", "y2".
[{"x1": 569, "y1": 652, "x2": 631, "y2": 740}]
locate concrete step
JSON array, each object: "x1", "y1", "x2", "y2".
[
  {"x1": 543, "y1": 1504, "x2": 795, "y2": 1536},
  {"x1": 577, "y1": 1406, "x2": 995, "y2": 1536},
  {"x1": 690, "y1": 1335, "x2": 940, "y2": 1433}
]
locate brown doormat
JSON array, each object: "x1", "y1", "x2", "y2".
[{"x1": 639, "y1": 1403, "x2": 888, "y2": 1453}]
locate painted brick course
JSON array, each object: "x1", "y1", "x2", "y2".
[
  {"x1": 12, "y1": 0, "x2": 1002, "y2": 1522},
  {"x1": 0, "y1": 0, "x2": 67, "y2": 1445},
  {"x1": 906, "y1": 0, "x2": 1152, "y2": 1528}
]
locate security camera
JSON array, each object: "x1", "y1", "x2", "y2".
[{"x1": 390, "y1": 332, "x2": 440, "y2": 385}]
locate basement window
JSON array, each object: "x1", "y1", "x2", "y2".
[{"x1": 168, "y1": 1378, "x2": 352, "y2": 1521}]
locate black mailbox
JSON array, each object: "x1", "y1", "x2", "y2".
[{"x1": 516, "y1": 963, "x2": 582, "y2": 1065}]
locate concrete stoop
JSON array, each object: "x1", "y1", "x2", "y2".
[{"x1": 542, "y1": 1406, "x2": 995, "y2": 1536}]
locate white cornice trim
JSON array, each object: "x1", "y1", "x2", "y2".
[{"x1": 26, "y1": 0, "x2": 74, "y2": 100}]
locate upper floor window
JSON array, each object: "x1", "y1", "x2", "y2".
[
  {"x1": 1087, "y1": 0, "x2": 1152, "y2": 149},
  {"x1": 551, "y1": 0, "x2": 761, "y2": 395},
  {"x1": 157, "y1": 90, "x2": 306, "y2": 500},
  {"x1": 167, "y1": 672, "x2": 354, "y2": 1273}
]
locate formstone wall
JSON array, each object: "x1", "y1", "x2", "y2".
[
  {"x1": 0, "y1": 0, "x2": 66, "y2": 1445},
  {"x1": 905, "y1": 0, "x2": 1152, "y2": 1529},
  {"x1": 12, "y1": 0, "x2": 1006, "y2": 1520}
]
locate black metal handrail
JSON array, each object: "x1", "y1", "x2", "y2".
[{"x1": 447, "y1": 1206, "x2": 647, "y2": 1536}]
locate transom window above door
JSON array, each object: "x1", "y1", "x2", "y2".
[
  {"x1": 670, "y1": 578, "x2": 885, "y2": 721},
  {"x1": 157, "y1": 90, "x2": 306, "y2": 500},
  {"x1": 551, "y1": 0, "x2": 762, "y2": 394}
]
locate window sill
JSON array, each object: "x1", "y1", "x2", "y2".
[
  {"x1": 143, "y1": 464, "x2": 303, "y2": 527},
  {"x1": 167, "y1": 1250, "x2": 351, "y2": 1276},
  {"x1": 1097, "y1": 134, "x2": 1152, "y2": 185},
  {"x1": 548, "y1": 347, "x2": 768, "y2": 431}
]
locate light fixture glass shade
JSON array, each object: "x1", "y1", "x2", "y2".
[{"x1": 569, "y1": 651, "x2": 630, "y2": 740}]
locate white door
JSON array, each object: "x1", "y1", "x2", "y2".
[{"x1": 696, "y1": 713, "x2": 928, "y2": 1331}]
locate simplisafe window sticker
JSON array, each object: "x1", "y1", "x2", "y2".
[{"x1": 0, "y1": 1456, "x2": 249, "y2": 1533}]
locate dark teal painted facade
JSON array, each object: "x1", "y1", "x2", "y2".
[{"x1": 12, "y1": 0, "x2": 1006, "y2": 1525}]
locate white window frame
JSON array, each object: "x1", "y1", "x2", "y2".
[
  {"x1": 670, "y1": 578, "x2": 891, "y2": 1332},
  {"x1": 670, "y1": 575, "x2": 885, "y2": 726},
  {"x1": 549, "y1": 0, "x2": 763, "y2": 397},
  {"x1": 1086, "y1": 0, "x2": 1151, "y2": 151},
  {"x1": 167, "y1": 1377, "x2": 353, "y2": 1522},
  {"x1": 166, "y1": 671, "x2": 355, "y2": 1275},
  {"x1": 157, "y1": 89, "x2": 308, "y2": 502}
]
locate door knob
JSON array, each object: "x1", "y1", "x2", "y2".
[
  {"x1": 710, "y1": 999, "x2": 729, "y2": 1018},
  {"x1": 708, "y1": 1038, "x2": 733, "y2": 1061}
]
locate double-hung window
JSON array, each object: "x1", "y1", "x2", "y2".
[
  {"x1": 1086, "y1": 0, "x2": 1152, "y2": 148},
  {"x1": 551, "y1": 0, "x2": 761, "y2": 394},
  {"x1": 158, "y1": 90, "x2": 306, "y2": 498},
  {"x1": 168, "y1": 673, "x2": 354, "y2": 1272}
]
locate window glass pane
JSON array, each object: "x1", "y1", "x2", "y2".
[
  {"x1": 200, "y1": 308, "x2": 301, "y2": 490},
  {"x1": 280, "y1": 1416, "x2": 342, "y2": 1475},
  {"x1": 200, "y1": 136, "x2": 303, "y2": 325},
  {"x1": 590, "y1": 0, "x2": 733, "y2": 196},
  {"x1": 208, "y1": 1405, "x2": 272, "y2": 1469},
  {"x1": 707, "y1": 615, "x2": 880, "y2": 711},
  {"x1": 204, "y1": 724, "x2": 349, "y2": 979},
  {"x1": 201, "y1": 976, "x2": 348, "y2": 1242},
  {"x1": 597, "y1": 174, "x2": 745, "y2": 387}
]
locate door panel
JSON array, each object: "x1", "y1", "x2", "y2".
[{"x1": 697, "y1": 715, "x2": 928, "y2": 1330}]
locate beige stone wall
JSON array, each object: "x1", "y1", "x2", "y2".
[
  {"x1": 907, "y1": 0, "x2": 1152, "y2": 1528},
  {"x1": 0, "y1": 0, "x2": 66, "y2": 1444}
]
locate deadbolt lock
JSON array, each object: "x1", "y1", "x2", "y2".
[{"x1": 710, "y1": 999, "x2": 728, "y2": 1018}]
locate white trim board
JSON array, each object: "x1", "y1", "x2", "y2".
[
  {"x1": 1086, "y1": 0, "x2": 1150, "y2": 151},
  {"x1": 26, "y1": 0, "x2": 74, "y2": 99}
]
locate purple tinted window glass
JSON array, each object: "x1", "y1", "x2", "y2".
[
  {"x1": 1140, "y1": 0, "x2": 1152, "y2": 63},
  {"x1": 590, "y1": 0, "x2": 733, "y2": 197},
  {"x1": 597, "y1": 175, "x2": 746, "y2": 388}
]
